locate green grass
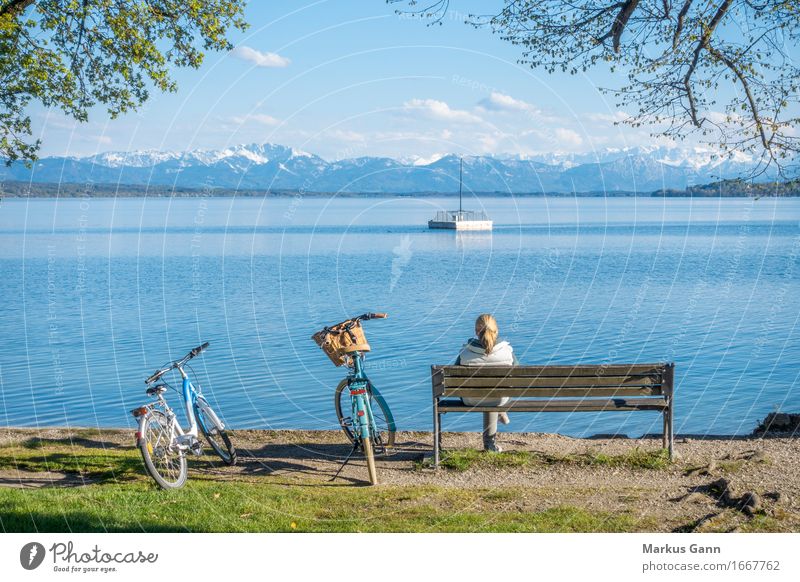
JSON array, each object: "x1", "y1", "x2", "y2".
[
  {"x1": 3, "y1": 438, "x2": 797, "y2": 533},
  {"x1": 0, "y1": 447, "x2": 142, "y2": 481},
  {"x1": 691, "y1": 508, "x2": 800, "y2": 533},
  {"x1": 738, "y1": 513, "x2": 791, "y2": 533},
  {"x1": 716, "y1": 460, "x2": 745, "y2": 474},
  {"x1": 0, "y1": 480, "x2": 643, "y2": 533},
  {"x1": 435, "y1": 449, "x2": 536, "y2": 471},
  {"x1": 585, "y1": 448, "x2": 671, "y2": 470},
  {"x1": 431, "y1": 447, "x2": 671, "y2": 472},
  {"x1": 0, "y1": 438, "x2": 229, "y2": 482},
  {"x1": 684, "y1": 458, "x2": 753, "y2": 477},
  {"x1": 0, "y1": 439, "x2": 647, "y2": 533}
]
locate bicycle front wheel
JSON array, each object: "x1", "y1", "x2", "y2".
[
  {"x1": 334, "y1": 379, "x2": 396, "y2": 452},
  {"x1": 194, "y1": 399, "x2": 237, "y2": 466},
  {"x1": 138, "y1": 410, "x2": 187, "y2": 489}
]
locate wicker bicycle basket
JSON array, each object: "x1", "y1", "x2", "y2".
[{"x1": 311, "y1": 318, "x2": 371, "y2": 366}]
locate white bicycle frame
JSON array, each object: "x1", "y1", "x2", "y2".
[{"x1": 149, "y1": 364, "x2": 225, "y2": 452}]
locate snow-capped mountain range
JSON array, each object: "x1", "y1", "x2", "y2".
[{"x1": 0, "y1": 143, "x2": 770, "y2": 193}]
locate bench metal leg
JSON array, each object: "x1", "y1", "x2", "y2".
[
  {"x1": 433, "y1": 401, "x2": 440, "y2": 469},
  {"x1": 668, "y1": 399, "x2": 674, "y2": 460},
  {"x1": 662, "y1": 410, "x2": 668, "y2": 450},
  {"x1": 665, "y1": 363, "x2": 675, "y2": 460},
  {"x1": 437, "y1": 416, "x2": 443, "y2": 451}
]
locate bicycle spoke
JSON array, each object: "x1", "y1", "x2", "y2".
[{"x1": 142, "y1": 412, "x2": 185, "y2": 486}]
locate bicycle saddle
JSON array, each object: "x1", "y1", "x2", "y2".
[{"x1": 146, "y1": 384, "x2": 167, "y2": 396}]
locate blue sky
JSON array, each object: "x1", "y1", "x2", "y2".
[{"x1": 33, "y1": 1, "x2": 684, "y2": 160}]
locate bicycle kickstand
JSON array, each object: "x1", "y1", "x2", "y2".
[{"x1": 329, "y1": 441, "x2": 360, "y2": 482}]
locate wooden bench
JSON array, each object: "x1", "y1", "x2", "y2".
[{"x1": 431, "y1": 362, "x2": 675, "y2": 467}]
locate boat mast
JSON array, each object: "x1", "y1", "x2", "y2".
[{"x1": 459, "y1": 157, "x2": 463, "y2": 214}]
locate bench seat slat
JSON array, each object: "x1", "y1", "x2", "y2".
[
  {"x1": 442, "y1": 375, "x2": 661, "y2": 389},
  {"x1": 437, "y1": 398, "x2": 668, "y2": 413},
  {"x1": 443, "y1": 386, "x2": 662, "y2": 398},
  {"x1": 433, "y1": 364, "x2": 666, "y2": 378}
]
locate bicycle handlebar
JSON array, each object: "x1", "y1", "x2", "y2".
[
  {"x1": 145, "y1": 368, "x2": 168, "y2": 385},
  {"x1": 187, "y1": 342, "x2": 209, "y2": 359},
  {"x1": 358, "y1": 312, "x2": 388, "y2": 320},
  {"x1": 145, "y1": 342, "x2": 210, "y2": 384}
]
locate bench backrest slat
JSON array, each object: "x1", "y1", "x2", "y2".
[
  {"x1": 436, "y1": 364, "x2": 665, "y2": 377},
  {"x1": 432, "y1": 364, "x2": 668, "y2": 398}
]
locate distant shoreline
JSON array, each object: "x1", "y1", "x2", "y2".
[{"x1": 1, "y1": 180, "x2": 798, "y2": 198}]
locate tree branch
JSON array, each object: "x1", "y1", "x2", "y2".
[
  {"x1": 70, "y1": 0, "x2": 89, "y2": 72},
  {"x1": 672, "y1": 0, "x2": 693, "y2": 49},
  {"x1": 611, "y1": 0, "x2": 640, "y2": 53},
  {"x1": 0, "y1": 0, "x2": 34, "y2": 17},
  {"x1": 594, "y1": 0, "x2": 641, "y2": 52},
  {"x1": 392, "y1": 0, "x2": 800, "y2": 174},
  {"x1": 707, "y1": 44, "x2": 770, "y2": 152},
  {"x1": 682, "y1": 0, "x2": 732, "y2": 126}
]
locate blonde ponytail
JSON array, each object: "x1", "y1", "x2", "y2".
[{"x1": 475, "y1": 314, "x2": 499, "y2": 355}]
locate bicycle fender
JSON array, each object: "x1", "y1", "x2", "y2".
[{"x1": 197, "y1": 398, "x2": 225, "y2": 431}]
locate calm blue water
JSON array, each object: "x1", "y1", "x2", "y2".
[{"x1": 1, "y1": 196, "x2": 798, "y2": 437}]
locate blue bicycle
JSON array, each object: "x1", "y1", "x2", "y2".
[
  {"x1": 313, "y1": 313, "x2": 397, "y2": 485},
  {"x1": 131, "y1": 342, "x2": 236, "y2": 489}
]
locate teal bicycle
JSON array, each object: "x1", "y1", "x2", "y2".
[{"x1": 313, "y1": 312, "x2": 397, "y2": 485}]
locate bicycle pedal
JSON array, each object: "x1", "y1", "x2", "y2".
[{"x1": 190, "y1": 441, "x2": 203, "y2": 455}]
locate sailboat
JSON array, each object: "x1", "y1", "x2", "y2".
[{"x1": 428, "y1": 158, "x2": 493, "y2": 231}]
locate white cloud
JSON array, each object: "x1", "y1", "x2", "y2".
[
  {"x1": 403, "y1": 99, "x2": 483, "y2": 123},
  {"x1": 477, "y1": 92, "x2": 568, "y2": 125},
  {"x1": 705, "y1": 110, "x2": 748, "y2": 126},
  {"x1": 230, "y1": 46, "x2": 290, "y2": 68},
  {"x1": 230, "y1": 113, "x2": 281, "y2": 126},
  {"x1": 479, "y1": 92, "x2": 535, "y2": 112},
  {"x1": 476, "y1": 132, "x2": 500, "y2": 152},
  {"x1": 326, "y1": 129, "x2": 367, "y2": 142},
  {"x1": 554, "y1": 128, "x2": 584, "y2": 147}
]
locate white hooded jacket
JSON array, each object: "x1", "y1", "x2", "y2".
[
  {"x1": 456, "y1": 338, "x2": 516, "y2": 366},
  {"x1": 455, "y1": 338, "x2": 517, "y2": 406}
]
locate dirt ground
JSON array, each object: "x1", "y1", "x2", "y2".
[{"x1": 1, "y1": 427, "x2": 798, "y2": 532}]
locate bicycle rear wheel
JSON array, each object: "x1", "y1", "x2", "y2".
[
  {"x1": 334, "y1": 379, "x2": 396, "y2": 453},
  {"x1": 194, "y1": 399, "x2": 237, "y2": 466},
  {"x1": 138, "y1": 410, "x2": 187, "y2": 489}
]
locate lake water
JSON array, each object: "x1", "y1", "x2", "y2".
[{"x1": 1, "y1": 195, "x2": 798, "y2": 437}]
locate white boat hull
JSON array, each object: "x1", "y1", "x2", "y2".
[{"x1": 428, "y1": 220, "x2": 493, "y2": 231}]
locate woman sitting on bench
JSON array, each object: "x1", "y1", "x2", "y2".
[{"x1": 454, "y1": 314, "x2": 518, "y2": 452}]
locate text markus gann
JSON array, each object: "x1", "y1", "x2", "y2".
[{"x1": 643, "y1": 544, "x2": 721, "y2": 554}]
